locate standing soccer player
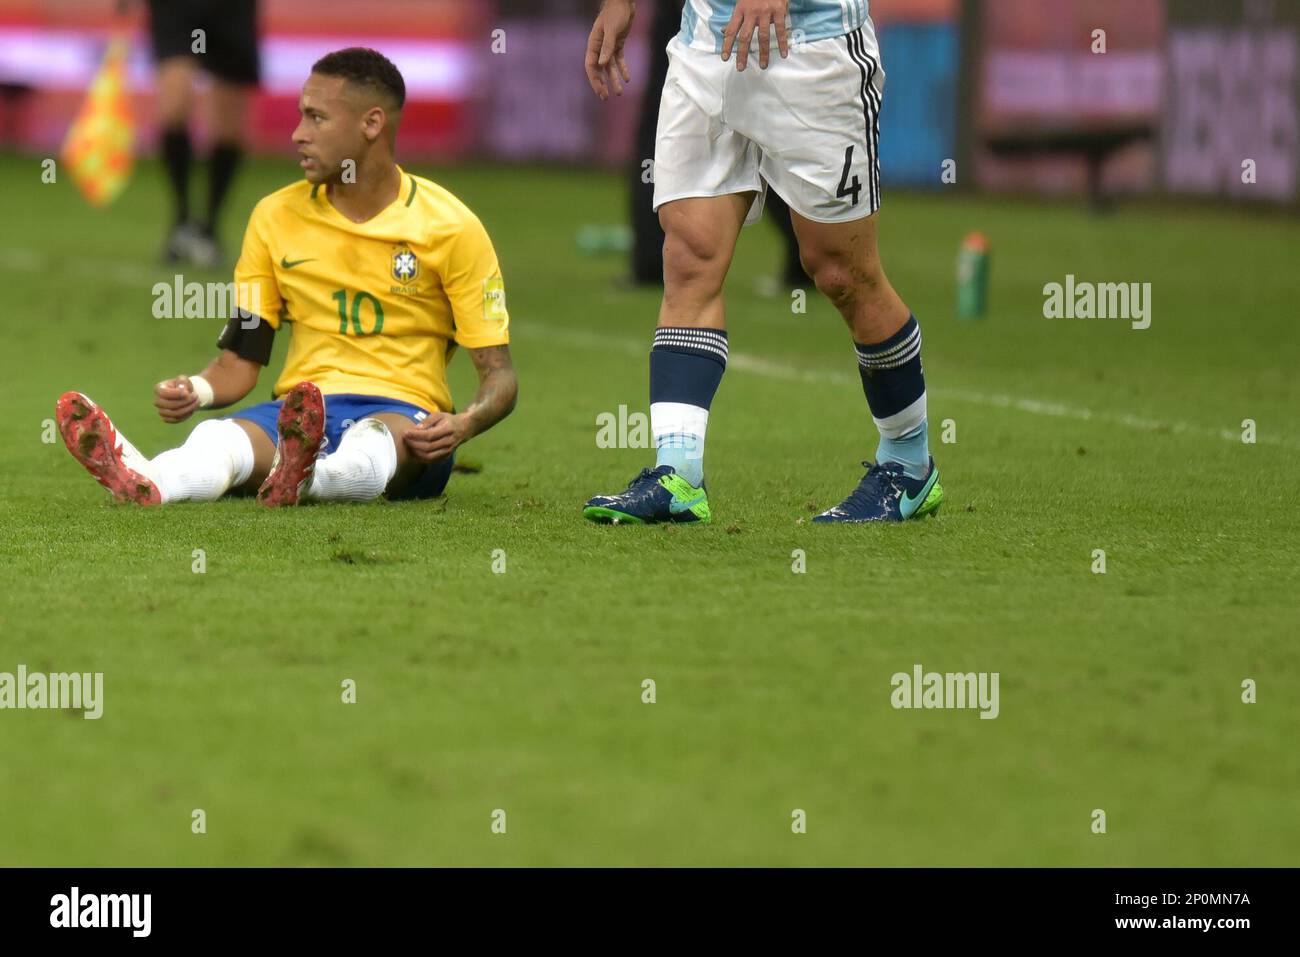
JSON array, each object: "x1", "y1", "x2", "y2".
[
  {"x1": 582, "y1": 0, "x2": 942, "y2": 524},
  {"x1": 56, "y1": 48, "x2": 517, "y2": 507}
]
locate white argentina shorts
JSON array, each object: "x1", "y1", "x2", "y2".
[{"x1": 652, "y1": 22, "x2": 886, "y2": 225}]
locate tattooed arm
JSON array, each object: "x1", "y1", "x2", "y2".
[
  {"x1": 456, "y1": 344, "x2": 518, "y2": 440},
  {"x1": 402, "y1": 345, "x2": 518, "y2": 463}
]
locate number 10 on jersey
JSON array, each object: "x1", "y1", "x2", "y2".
[{"x1": 332, "y1": 288, "x2": 385, "y2": 336}]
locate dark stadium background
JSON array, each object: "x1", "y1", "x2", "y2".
[{"x1": 4, "y1": 0, "x2": 1295, "y2": 209}]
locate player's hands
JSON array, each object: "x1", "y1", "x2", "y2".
[
  {"x1": 585, "y1": 0, "x2": 635, "y2": 100},
  {"x1": 721, "y1": 0, "x2": 790, "y2": 71},
  {"x1": 403, "y1": 412, "x2": 471, "y2": 463},
  {"x1": 154, "y1": 376, "x2": 199, "y2": 423}
]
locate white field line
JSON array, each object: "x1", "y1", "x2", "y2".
[
  {"x1": 3, "y1": 247, "x2": 1293, "y2": 451},
  {"x1": 514, "y1": 324, "x2": 1298, "y2": 451},
  {"x1": 0, "y1": 246, "x2": 164, "y2": 286}
]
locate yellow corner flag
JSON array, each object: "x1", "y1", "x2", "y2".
[{"x1": 61, "y1": 35, "x2": 135, "y2": 207}]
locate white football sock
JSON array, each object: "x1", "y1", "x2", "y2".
[
  {"x1": 114, "y1": 427, "x2": 152, "y2": 476},
  {"x1": 651, "y1": 401, "x2": 709, "y2": 486},
  {"x1": 306, "y1": 418, "x2": 397, "y2": 502},
  {"x1": 147, "y1": 419, "x2": 255, "y2": 504}
]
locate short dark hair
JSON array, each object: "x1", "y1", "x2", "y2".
[{"x1": 311, "y1": 47, "x2": 406, "y2": 111}]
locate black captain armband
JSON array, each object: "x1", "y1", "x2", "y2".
[{"x1": 216, "y1": 312, "x2": 277, "y2": 366}]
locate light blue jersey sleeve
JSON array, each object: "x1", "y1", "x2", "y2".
[{"x1": 680, "y1": 0, "x2": 870, "y2": 52}]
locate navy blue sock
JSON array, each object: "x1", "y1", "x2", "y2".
[
  {"x1": 648, "y1": 327, "x2": 727, "y2": 487},
  {"x1": 854, "y1": 315, "x2": 930, "y2": 479}
]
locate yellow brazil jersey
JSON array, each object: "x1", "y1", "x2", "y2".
[{"x1": 232, "y1": 166, "x2": 510, "y2": 414}]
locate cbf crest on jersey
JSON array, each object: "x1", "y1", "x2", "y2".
[{"x1": 392, "y1": 248, "x2": 419, "y2": 283}]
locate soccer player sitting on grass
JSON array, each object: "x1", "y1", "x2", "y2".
[{"x1": 56, "y1": 48, "x2": 517, "y2": 507}]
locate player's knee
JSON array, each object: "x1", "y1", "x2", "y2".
[
  {"x1": 809, "y1": 259, "x2": 859, "y2": 310},
  {"x1": 807, "y1": 256, "x2": 884, "y2": 311}
]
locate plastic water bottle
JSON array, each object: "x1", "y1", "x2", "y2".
[
  {"x1": 957, "y1": 232, "x2": 990, "y2": 320},
  {"x1": 576, "y1": 225, "x2": 633, "y2": 256}
]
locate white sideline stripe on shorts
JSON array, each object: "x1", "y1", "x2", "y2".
[
  {"x1": 848, "y1": 30, "x2": 883, "y2": 213},
  {"x1": 1, "y1": 247, "x2": 1293, "y2": 452}
]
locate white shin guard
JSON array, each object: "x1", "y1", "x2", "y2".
[
  {"x1": 306, "y1": 418, "x2": 398, "y2": 502},
  {"x1": 148, "y1": 419, "x2": 255, "y2": 504}
]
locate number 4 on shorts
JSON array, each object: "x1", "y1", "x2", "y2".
[{"x1": 837, "y1": 146, "x2": 862, "y2": 206}]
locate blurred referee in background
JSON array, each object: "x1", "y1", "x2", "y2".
[{"x1": 143, "y1": 0, "x2": 261, "y2": 268}]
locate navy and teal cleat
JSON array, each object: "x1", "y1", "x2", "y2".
[
  {"x1": 583, "y1": 465, "x2": 712, "y2": 525},
  {"x1": 813, "y1": 457, "x2": 943, "y2": 524}
]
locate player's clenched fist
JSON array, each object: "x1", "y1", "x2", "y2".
[
  {"x1": 722, "y1": 0, "x2": 790, "y2": 71},
  {"x1": 154, "y1": 376, "x2": 199, "y2": 423},
  {"x1": 585, "y1": 0, "x2": 635, "y2": 100},
  {"x1": 403, "y1": 412, "x2": 471, "y2": 463}
]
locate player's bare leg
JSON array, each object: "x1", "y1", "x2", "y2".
[
  {"x1": 584, "y1": 193, "x2": 749, "y2": 524},
  {"x1": 788, "y1": 210, "x2": 910, "y2": 344},
  {"x1": 657, "y1": 193, "x2": 751, "y2": 331},
  {"x1": 231, "y1": 420, "x2": 276, "y2": 494},
  {"x1": 790, "y1": 209, "x2": 943, "y2": 522}
]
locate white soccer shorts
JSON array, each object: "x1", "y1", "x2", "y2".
[{"x1": 652, "y1": 23, "x2": 886, "y2": 226}]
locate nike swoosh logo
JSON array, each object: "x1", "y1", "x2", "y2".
[
  {"x1": 669, "y1": 494, "x2": 706, "y2": 514},
  {"x1": 280, "y1": 256, "x2": 316, "y2": 269},
  {"x1": 899, "y1": 470, "x2": 939, "y2": 519}
]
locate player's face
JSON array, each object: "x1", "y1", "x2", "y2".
[{"x1": 292, "y1": 74, "x2": 368, "y2": 185}]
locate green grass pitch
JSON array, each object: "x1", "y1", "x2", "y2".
[{"x1": 1, "y1": 152, "x2": 1297, "y2": 866}]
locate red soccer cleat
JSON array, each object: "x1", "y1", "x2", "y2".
[
  {"x1": 256, "y1": 381, "x2": 325, "y2": 507},
  {"x1": 55, "y1": 391, "x2": 162, "y2": 505}
]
